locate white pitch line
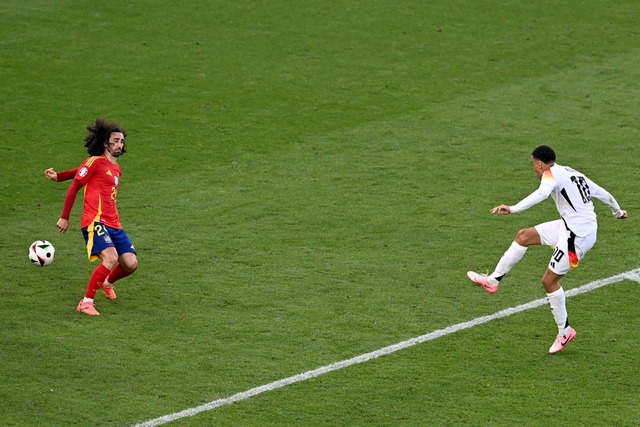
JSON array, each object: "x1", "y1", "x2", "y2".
[{"x1": 133, "y1": 268, "x2": 640, "y2": 427}]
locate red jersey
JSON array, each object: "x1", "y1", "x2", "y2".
[{"x1": 61, "y1": 156, "x2": 122, "y2": 229}]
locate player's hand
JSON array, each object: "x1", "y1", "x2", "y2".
[
  {"x1": 45, "y1": 168, "x2": 58, "y2": 181},
  {"x1": 491, "y1": 204, "x2": 511, "y2": 215},
  {"x1": 618, "y1": 210, "x2": 628, "y2": 219},
  {"x1": 56, "y1": 218, "x2": 69, "y2": 233}
]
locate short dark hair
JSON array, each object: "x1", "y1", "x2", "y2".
[{"x1": 531, "y1": 145, "x2": 555, "y2": 164}]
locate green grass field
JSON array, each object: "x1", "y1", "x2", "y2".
[{"x1": 1, "y1": 1, "x2": 639, "y2": 426}]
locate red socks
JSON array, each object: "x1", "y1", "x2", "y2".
[
  {"x1": 84, "y1": 263, "x2": 132, "y2": 299},
  {"x1": 84, "y1": 264, "x2": 111, "y2": 299},
  {"x1": 106, "y1": 264, "x2": 131, "y2": 285}
]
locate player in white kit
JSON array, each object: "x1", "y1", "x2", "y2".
[{"x1": 467, "y1": 145, "x2": 627, "y2": 353}]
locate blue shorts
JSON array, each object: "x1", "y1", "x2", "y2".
[{"x1": 82, "y1": 222, "x2": 136, "y2": 262}]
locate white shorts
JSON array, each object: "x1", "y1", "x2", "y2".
[{"x1": 535, "y1": 219, "x2": 597, "y2": 275}]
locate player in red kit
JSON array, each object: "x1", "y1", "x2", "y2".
[{"x1": 45, "y1": 118, "x2": 138, "y2": 316}]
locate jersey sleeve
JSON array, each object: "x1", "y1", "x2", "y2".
[
  {"x1": 60, "y1": 160, "x2": 94, "y2": 220},
  {"x1": 74, "y1": 160, "x2": 98, "y2": 185},
  {"x1": 60, "y1": 179, "x2": 84, "y2": 220},
  {"x1": 55, "y1": 168, "x2": 78, "y2": 182},
  {"x1": 587, "y1": 177, "x2": 624, "y2": 218},
  {"x1": 509, "y1": 170, "x2": 555, "y2": 214}
]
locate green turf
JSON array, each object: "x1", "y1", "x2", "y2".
[{"x1": 1, "y1": 1, "x2": 639, "y2": 426}]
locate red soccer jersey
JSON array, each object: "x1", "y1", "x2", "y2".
[{"x1": 73, "y1": 156, "x2": 122, "y2": 229}]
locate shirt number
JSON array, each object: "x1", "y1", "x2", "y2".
[{"x1": 570, "y1": 176, "x2": 591, "y2": 203}]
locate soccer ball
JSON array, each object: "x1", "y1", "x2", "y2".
[{"x1": 29, "y1": 240, "x2": 56, "y2": 267}]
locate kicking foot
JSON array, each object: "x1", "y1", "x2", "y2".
[{"x1": 467, "y1": 271, "x2": 499, "y2": 294}]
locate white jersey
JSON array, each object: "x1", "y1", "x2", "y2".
[{"x1": 509, "y1": 163, "x2": 624, "y2": 237}]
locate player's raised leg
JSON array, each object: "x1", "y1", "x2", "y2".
[{"x1": 467, "y1": 227, "x2": 538, "y2": 293}]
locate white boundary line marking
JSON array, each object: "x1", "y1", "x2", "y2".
[{"x1": 133, "y1": 268, "x2": 640, "y2": 427}]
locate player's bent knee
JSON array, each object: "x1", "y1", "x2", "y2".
[
  {"x1": 121, "y1": 254, "x2": 138, "y2": 273},
  {"x1": 100, "y1": 250, "x2": 120, "y2": 269},
  {"x1": 127, "y1": 260, "x2": 138, "y2": 274},
  {"x1": 541, "y1": 271, "x2": 562, "y2": 293},
  {"x1": 542, "y1": 280, "x2": 559, "y2": 293},
  {"x1": 514, "y1": 227, "x2": 540, "y2": 246},
  {"x1": 514, "y1": 228, "x2": 529, "y2": 244}
]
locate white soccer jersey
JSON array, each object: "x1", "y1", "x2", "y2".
[{"x1": 509, "y1": 163, "x2": 624, "y2": 237}]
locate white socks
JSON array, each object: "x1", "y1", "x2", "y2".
[
  {"x1": 547, "y1": 287, "x2": 570, "y2": 335},
  {"x1": 490, "y1": 241, "x2": 528, "y2": 282}
]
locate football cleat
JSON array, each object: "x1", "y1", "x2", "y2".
[
  {"x1": 76, "y1": 300, "x2": 100, "y2": 316},
  {"x1": 549, "y1": 327, "x2": 576, "y2": 354},
  {"x1": 467, "y1": 271, "x2": 499, "y2": 294},
  {"x1": 101, "y1": 282, "x2": 117, "y2": 300}
]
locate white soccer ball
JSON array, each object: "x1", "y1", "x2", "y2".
[{"x1": 29, "y1": 240, "x2": 56, "y2": 267}]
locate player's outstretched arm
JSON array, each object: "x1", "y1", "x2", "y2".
[
  {"x1": 585, "y1": 178, "x2": 626, "y2": 219},
  {"x1": 45, "y1": 168, "x2": 78, "y2": 182},
  {"x1": 491, "y1": 204, "x2": 511, "y2": 215},
  {"x1": 44, "y1": 168, "x2": 58, "y2": 181}
]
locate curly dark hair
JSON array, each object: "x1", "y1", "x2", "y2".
[
  {"x1": 84, "y1": 117, "x2": 127, "y2": 156},
  {"x1": 531, "y1": 145, "x2": 555, "y2": 164}
]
